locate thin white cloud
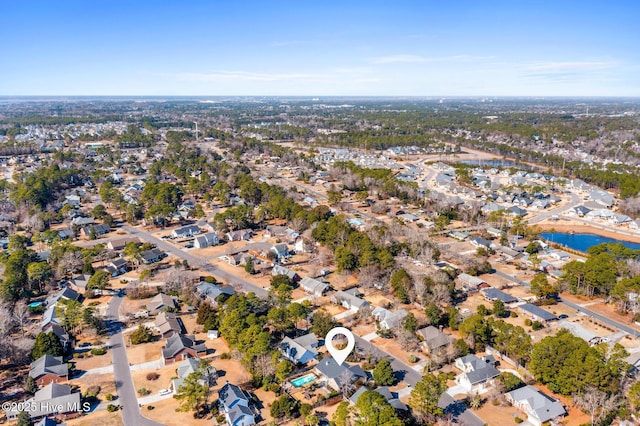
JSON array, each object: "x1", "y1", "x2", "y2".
[{"x1": 370, "y1": 54, "x2": 494, "y2": 64}]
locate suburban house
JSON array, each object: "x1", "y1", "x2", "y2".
[
  {"x1": 469, "y1": 236, "x2": 492, "y2": 249},
  {"x1": 162, "y1": 334, "x2": 207, "y2": 365},
  {"x1": 148, "y1": 293, "x2": 177, "y2": 315},
  {"x1": 272, "y1": 265, "x2": 299, "y2": 283},
  {"x1": 171, "y1": 225, "x2": 201, "y2": 239},
  {"x1": 155, "y1": 311, "x2": 185, "y2": 338},
  {"x1": 279, "y1": 333, "x2": 319, "y2": 365},
  {"x1": 140, "y1": 248, "x2": 165, "y2": 264},
  {"x1": 80, "y1": 223, "x2": 110, "y2": 238},
  {"x1": 589, "y1": 189, "x2": 615, "y2": 208},
  {"x1": 72, "y1": 216, "x2": 94, "y2": 227},
  {"x1": 331, "y1": 289, "x2": 370, "y2": 312},
  {"x1": 194, "y1": 232, "x2": 219, "y2": 248},
  {"x1": 299, "y1": 277, "x2": 329, "y2": 297},
  {"x1": 372, "y1": 307, "x2": 408, "y2": 330},
  {"x1": 67, "y1": 274, "x2": 91, "y2": 294},
  {"x1": 449, "y1": 230, "x2": 470, "y2": 241},
  {"x1": 6, "y1": 383, "x2": 82, "y2": 421},
  {"x1": 481, "y1": 288, "x2": 517, "y2": 304},
  {"x1": 106, "y1": 237, "x2": 140, "y2": 251},
  {"x1": 57, "y1": 229, "x2": 75, "y2": 240},
  {"x1": 46, "y1": 287, "x2": 81, "y2": 308},
  {"x1": 194, "y1": 282, "x2": 236, "y2": 305},
  {"x1": 349, "y1": 386, "x2": 407, "y2": 411},
  {"x1": 106, "y1": 258, "x2": 128, "y2": 277},
  {"x1": 218, "y1": 382, "x2": 256, "y2": 426},
  {"x1": 227, "y1": 252, "x2": 255, "y2": 266},
  {"x1": 457, "y1": 273, "x2": 487, "y2": 292},
  {"x1": 518, "y1": 303, "x2": 557, "y2": 322},
  {"x1": 416, "y1": 326, "x2": 454, "y2": 354},
  {"x1": 454, "y1": 354, "x2": 500, "y2": 393},
  {"x1": 270, "y1": 243, "x2": 290, "y2": 261},
  {"x1": 29, "y1": 355, "x2": 69, "y2": 385},
  {"x1": 487, "y1": 227, "x2": 503, "y2": 238},
  {"x1": 171, "y1": 358, "x2": 217, "y2": 394},
  {"x1": 558, "y1": 321, "x2": 605, "y2": 346},
  {"x1": 41, "y1": 323, "x2": 73, "y2": 353},
  {"x1": 226, "y1": 229, "x2": 253, "y2": 242},
  {"x1": 506, "y1": 385, "x2": 567, "y2": 426},
  {"x1": 314, "y1": 357, "x2": 366, "y2": 391}
]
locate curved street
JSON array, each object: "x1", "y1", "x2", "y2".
[{"x1": 106, "y1": 293, "x2": 164, "y2": 426}]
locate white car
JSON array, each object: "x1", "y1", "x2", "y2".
[{"x1": 158, "y1": 389, "x2": 172, "y2": 396}]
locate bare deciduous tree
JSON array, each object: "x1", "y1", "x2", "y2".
[
  {"x1": 13, "y1": 301, "x2": 29, "y2": 338},
  {"x1": 338, "y1": 369, "x2": 356, "y2": 398},
  {"x1": 573, "y1": 386, "x2": 621, "y2": 426}
]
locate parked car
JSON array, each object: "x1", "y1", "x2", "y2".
[{"x1": 158, "y1": 389, "x2": 172, "y2": 396}]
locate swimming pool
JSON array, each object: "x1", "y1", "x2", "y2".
[
  {"x1": 291, "y1": 374, "x2": 315, "y2": 387},
  {"x1": 28, "y1": 301, "x2": 43, "y2": 308}
]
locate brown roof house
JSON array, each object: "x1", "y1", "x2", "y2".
[
  {"x1": 155, "y1": 311, "x2": 185, "y2": 339},
  {"x1": 29, "y1": 355, "x2": 69, "y2": 386},
  {"x1": 162, "y1": 334, "x2": 207, "y2": 365},
  {"x1": 148, "y1": 293, "x2": 177, "y2": 315}
]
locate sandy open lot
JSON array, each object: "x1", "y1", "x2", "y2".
[
  {"x1": 73, "y1": 350, "x2": 113, "y2": 370},
  {"x1": 132, "y1": 364, "x2": 177, "y2": 395},
  {"x1": 124, "y1": 339, "x2": 165, "y2": 364},
  {"x1": 66, "y1": 410, "x2": 123, "y2": 426},
  {"x1": 68, "y1": 372, "x2": 117, "y2": 398}
]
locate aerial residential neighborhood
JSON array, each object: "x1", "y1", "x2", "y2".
[{"x1": 2, "y1": 2, "x2": 640, "y2": 426}]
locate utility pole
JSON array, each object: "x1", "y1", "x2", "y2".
[{"x1": 194, "y1": 122, "x2": 199, "y2": 142}]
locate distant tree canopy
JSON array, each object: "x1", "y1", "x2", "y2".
[{"x1": 529, "y1": 330, "x2": 628, "y2": 395}]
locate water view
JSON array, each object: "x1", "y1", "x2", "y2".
[{"x1": 540, "y1": 232, "x2": 640, "y2": 253}]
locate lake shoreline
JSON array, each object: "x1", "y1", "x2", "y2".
[{"x1": 535, "y1": 223, "x2": 640, "y2": 244}]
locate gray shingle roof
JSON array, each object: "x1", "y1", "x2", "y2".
[
  {"x1": 519, "y1": 303, "x2": 557, "y2": 321},
  {"x1": 482, "y1": 288, "x2": 517, "y2": 303},
  {"x1": 162, "y1": 334, "x2": 206, "y2": 359},
  {"x1": 315, "y1": 357, "x2": 366, "y2": 384},
  {"x1": 29, "y1": 355, "x2": 68, "y2": 379},
  {"x1": 507, "y1": 385, "x2": 566, "y2": 423}
]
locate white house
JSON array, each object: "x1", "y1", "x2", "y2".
[
  {"x1": 454, "y1": 354, "x2": 500, "y2": 393},
  {"x1": 218, "y1": 382, "x2": 256, "y2": 426},
  {"x1": 506, "y1": 385, "x2": 566, "y2": 426},
  {"x1": 194, "y1": 232, "x2": 219, "y2": 248}
]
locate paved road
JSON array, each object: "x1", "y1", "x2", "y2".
[
  {"x1": 122, "y1": 225, "x2": 268, "y2": 298},
  {"x1": 353, "y1": 336, "x2": 421, "y2": 386},
  {"x1": 559, "y1": 298, "x2": 640, "y2": 337},
  {"x1": 106, "y1": 294, "x2": 164, "y2": 426},
  {"x1": 529, "y1": 191, "x2": 581, "y2": 224}
]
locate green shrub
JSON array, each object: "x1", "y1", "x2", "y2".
[
  {"x1": 91, "y1": 348, "x2": 107, "y2": 356},
  {"x1": 220, "y1": 352, "x2": 231, "y2": 360},
  {"x1": 531, "y1": 321, "x2": 544, "y2": 330},
  {"x1": 147, "y1": 405, "x2": 155, "y2": 410},
  {"x1": 137, "y1": 387, "x2": 151, "y2": 396},
  {"x1": 515, "y1": 417, "x2": 523, "y2": 424},
  {"x1": 524, "y1": 319, "x2": 532, "y2": 326},
  {"x1": 105, "y1": 393, "x2": 115, "y2": 401},
  {"x1": 106, "y1": 404, "x2": 118, "y2": 412},
  {"x1": 408, "y1": 354, "x2": 418, "y2": 363}
]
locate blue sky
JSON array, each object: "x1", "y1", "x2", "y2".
[{"x1": 1, "y1": 1, "x2": 638, "y2": 96}]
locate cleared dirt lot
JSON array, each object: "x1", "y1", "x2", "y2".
[
  {"x1": 66, "y1": 410, "x2": 124, "y2": 426},
  {"x1": 124, "y1": 338, "x2": 165, "y2": 364}
]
